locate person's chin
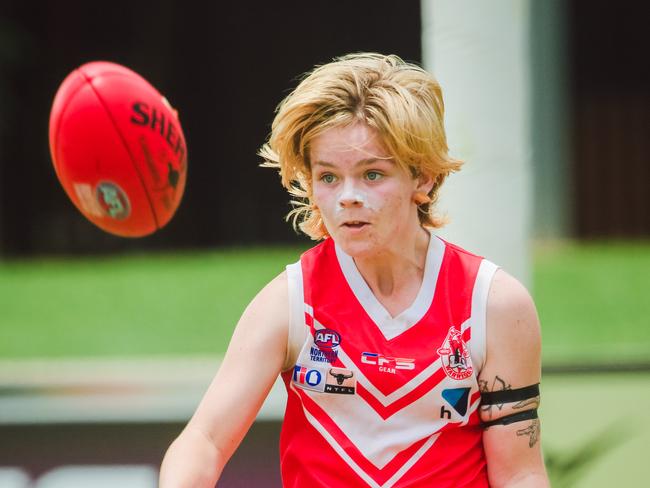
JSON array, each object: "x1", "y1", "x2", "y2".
[{"x1": 332, "y1": 230, "x2": 377, "y2": 258}]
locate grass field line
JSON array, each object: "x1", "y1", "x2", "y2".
[
  {"x1": 0, "y1": 356, "x2": 287, "y2": 424},
  {"x1": 0, "y1": 355, "x2": 220, "y2": 386},
  {"x1": 1, "y1": 355, "x2": 649, "y2": 426}
]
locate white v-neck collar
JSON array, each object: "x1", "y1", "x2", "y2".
[{"x1": 334, "y1": 230, "x2": 446, "y2": 340}]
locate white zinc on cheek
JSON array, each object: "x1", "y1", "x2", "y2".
[{"x1": 360, "y1": 192, "x2": 380, "y2": 212}]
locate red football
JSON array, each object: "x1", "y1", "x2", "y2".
[{"x1": 49, "y1": 61, "x2": 187, "y2": 237}]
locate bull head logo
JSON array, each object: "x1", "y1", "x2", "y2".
[{"x1": 329, "y1": 370, "x2": 354, "y2": 385}]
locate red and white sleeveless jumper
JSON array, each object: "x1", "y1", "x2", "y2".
[{"x1": 280, "y1": 232, "x2": 498, "y2": 487}]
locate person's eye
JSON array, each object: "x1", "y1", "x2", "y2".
[
  {"x1": 365, "y1": 171, "x2": 383, "y2": 181},
  {"x1": 320, "y1": 173, "x2": 337, "y2": 184}
]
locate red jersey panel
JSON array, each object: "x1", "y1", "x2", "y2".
[{"x1": 280, "y1": 234, "x2": 497, "y2": 487}]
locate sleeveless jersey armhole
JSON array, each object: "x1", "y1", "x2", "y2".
[
  {"x1": 283, "y1": 261, "x2": 308, "y2": 372},
  {"x1": 469, "y1": 259, "x2": 499, "y2": 374}
]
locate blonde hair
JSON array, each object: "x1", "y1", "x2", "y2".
[{"x1": 259, "y1": 52, "x2": 462, "y2": 240}]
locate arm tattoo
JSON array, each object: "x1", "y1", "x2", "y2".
[
  {"x1": 480, "y1": 376, "x2": 541, "y2": 447},
  {"x1": 516, "y1": 418, "x2": 541, "y2": 448},
  {"x1": 478, "y1": 381, "x2": 491, "y2": 416},
  {"x1": 479, "y1": 375, "x2": 511, "y2": 418},
  {"x1": 513, "y1": 395, "x2": 540, "y2": 410}
]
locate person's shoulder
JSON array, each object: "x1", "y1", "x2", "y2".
[
  {"x1": 488, "y1": 269, "x2": 536, "y2": 321},
  {"x1": 241, "y1": 270, "x2": 289, "y2": 331},
  {"x1": 486, "y1": 269, "x2": 540, "y2": 357},
  {"x1": 479, "y1": 269, "x2": 541, "y2": 386},
  {"x1": 256, "y1": 270, "x2": 288, "y2": 304}
]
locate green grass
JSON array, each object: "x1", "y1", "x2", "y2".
[
  {"x1": 533, "y1": 240, "x2": 650, "y2": 364},
  {"x1": 1, "y1": 240, "x2": 649, "y2": 362},
  {"x1": 542, "y1": 373, "x2": 650, "y2": 487},
  {"x1": 0, "y1": 246, "x2": 307, "y2": 358}
]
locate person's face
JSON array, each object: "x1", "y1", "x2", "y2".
[{"x1": 310, "y1": 122, "x2": 425, "y2": 257}]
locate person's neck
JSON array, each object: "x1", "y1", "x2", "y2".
[{"x1": 353, "y1": 226, "x2": 431, "y2": 300}]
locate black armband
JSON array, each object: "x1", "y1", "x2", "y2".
[
  {"x1": 480, "y1": 383, "x2": 539, "y2": 406},
  {"x1": 482, "y1": 409, "x2": 538, "y2": 428}
]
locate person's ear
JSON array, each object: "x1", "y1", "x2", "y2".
[{"x1": 412, "y1": 171, "x2": 435, "y2": 204}]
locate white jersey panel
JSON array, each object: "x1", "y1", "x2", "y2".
[
  {"x1": 466, "y1": 259, "x2": 499, "y2": 374},
  {"x1": 284, "y1": 261, "x2": 308, "y2": 371}
]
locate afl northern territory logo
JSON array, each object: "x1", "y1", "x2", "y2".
[
  {"x1": 310, "y1": 328, "x2": 341, "y2": 363},
  {"x1": 437, "y1": 327, "x2": 473, "y2": 380}
]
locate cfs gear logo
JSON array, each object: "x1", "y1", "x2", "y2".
[
  {"x1": 310, "y1": 328, "x2": 341, "y2": 363},
  {"x1": 361, "y1": 352, "x2": 415, "y2": 374},
  {"x1": 325, "y1": 368, "x2": 355, "y2": 394},
  {"x1": 437, "y1": 327, "x2": 473, "y2": 380}
]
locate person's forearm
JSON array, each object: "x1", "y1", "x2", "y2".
[{"x1": 159, "y1": 425, "x2": 224, "y2": 488}]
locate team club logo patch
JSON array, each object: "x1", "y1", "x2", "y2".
[
  {"x1": 292, "y1": 365, "x2": 325, "y2": 392},
  {"x1": 292, "y1": 364, "x2": 355, "y2": 395},
  {"x1": 442, "y1": 387, "x2": 471, "y2": 416},
  {"x1": 310, "y1": 328, "x2": 341, "y2": 363},
  {"x1": 437, "y1": 327, "x2": 473, "y2": 380},
  {"x1": 325, "y1": 367, "x2": 355, "y2": 394}
]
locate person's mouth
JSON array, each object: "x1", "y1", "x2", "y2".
[{"x1": 341, "y1": 220, "x2": 370, "y2": 230}]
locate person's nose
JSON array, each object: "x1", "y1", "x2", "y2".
[{"x1": 337, "y1": 179, "x2": 364, "y2": 208}]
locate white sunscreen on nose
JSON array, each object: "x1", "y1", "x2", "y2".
[{"x1": 336, "y1": 190, "x2": 378, "y2": 213}]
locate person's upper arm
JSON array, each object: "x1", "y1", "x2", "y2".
[
  {"x1": 185, "y1": 270, "x2": 289, "y2": 465},
  {"x1": 478, "y1": 269, "x2": 549, "y2": 487}
]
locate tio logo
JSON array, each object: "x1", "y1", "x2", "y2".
[{"x1": 293, "y1": 366, "x2": 322, "y2": 387}]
